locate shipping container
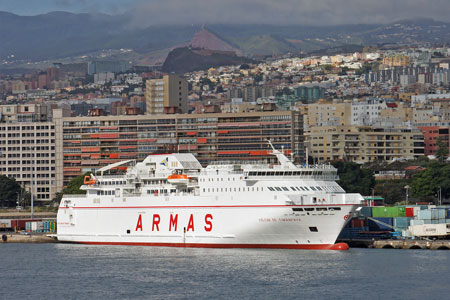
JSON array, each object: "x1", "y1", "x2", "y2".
[
  {"x1": 405, "y1": 207, "x2": 414, "y2": 217},
  {"x1": 430, "y1": 209, "x2": 445, "y2": 220},
  {"x1": 0, "y1": 219, "x2": 12, "y2": 228},
  {"x1": 418, "y1": 210, "x2": 432, "y2": 220},
  {"x1": 431, "y1": 220, "x2": 439, "y2": 224},
  {"x1": 372, "y1": 207, "x2": 406, "y2": 218},
  {"x1": 446, "y1": 208, "x2": 450, "y2": 218},
  {"x1": 410, "y1": 219, "x2": 425, "y2": 226},
  {"x1": 409, "y1": 224, "x2": 447, "y2": 237},
  {"x1": 394, "y1": 217, "x2": 413, "y2": 229}
]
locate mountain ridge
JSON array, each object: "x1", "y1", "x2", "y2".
[{"x1": 1, "y1": 11, "x2": 449, "y2": 65}]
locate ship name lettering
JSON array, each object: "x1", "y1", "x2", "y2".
[
  {"x1": 169, "y1": 214, "x2": 178, "y2": 231},
  {"x1": 135, "y1": 214, "x2": 143, "y2": 231},
  {"x1": 152, "y1": 214, "x2": 160, "y2": 231},
  {"x1": 187, "y1": 214, "x2": 195, "y2": 231},
  {"x1": 204, "y1": 214, "x2": 213, "y2": 232},
  {"x1": 135, "y1": 213, "x2": 214, "y2": 232}
]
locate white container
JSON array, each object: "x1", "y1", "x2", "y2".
[
  {"x1": 31, "y1": 222, "x2": 37, "y2": 231},
  {"x1": 409, "y1": 224, "x2": 447, "y2": 237},
  {"x1": 0, "y1": 219, "x2": 11, "y2": 228}
]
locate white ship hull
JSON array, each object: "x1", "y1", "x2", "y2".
[{"x1": 57, "y1": 195, "x2": 357, "y2": 250}]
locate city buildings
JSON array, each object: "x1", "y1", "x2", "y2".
[{"x1": 145, "y1": 74, "x2": 188, "y2": 114}]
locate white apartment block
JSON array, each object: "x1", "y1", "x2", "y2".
[{"x1": 351, "y1": 98, "x2": 388, "y2": 126}]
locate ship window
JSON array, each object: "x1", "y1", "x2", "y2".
[
  {"x1": 285, "y1": 171, "x2": 292, "y2": 176},
  {"x1": 282, "y1": 187, "x2": 289, "y2": 191},
  {"x1": 309, "y1": 227, "x2": 318, "y2": 232},
  {"x1": 290, "y1": 187, "x2": 296, "y2": 191},
  {"x1": 316, "y1": 187, "x2": 322, "y2": 191},
  {"x1": 316, "y1": 207, "x2": 327, "y2": 211},
  {"x1": 275, "y1": 187, "x2": 282, "y2": 191},
  {"x1": 268, "y1": 187, "x2": 275, "y2": 191},
  {"x1": 170, "y1": 189, "x2": 175, "y2": 193},
  {"x1": 310, "y1": 187, "x2": 316, "y2": 191},
  {"x1": 329, "y1": 207, "x2": 341, "y2": 211},
  {"x1": 312, "y1": 197, "x2": 317, "y2": 203},
  {"x1": 292, "y1": 208, "x2": 303, "y2": 211},
  {"x1": 304, "y1": 208, "x2": 314, "y2": 211},
  {"x1": 252, "y1": 187, "x2": 255, "y2": 191},
  {"x1": 203, "y1": 188, "x2": 205, "y2": 192},
  {"x1": 304, "y1": 187, "x2": 310, "y2": 191},
  {"x1": 97, "y1": 191, "x2": 100, "y2": 195}
]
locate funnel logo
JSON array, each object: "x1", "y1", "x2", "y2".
[{"x1": 160, "y1": 157, "x2": 169, "y2": 167}]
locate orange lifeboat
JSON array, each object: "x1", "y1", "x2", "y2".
[
  {"x1": 167, "y1": 174, "x2": 189, "y2": 185},
  {"x1": 83, "y1": 175, "x2": 96, "y2": 185}
]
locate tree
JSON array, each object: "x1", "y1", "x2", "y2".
[
  {"x1": 64, "y1": 173, "x2": 90, "y2": 195},
  {"x1": 332, "y1": 161, "x2": 375, "y2": 195},
  {"x1": 0, "y1": 175, "x2": 22, "y2": 208},
  {"x1": 410, "y1": 161, "x2": 450, "y2": 201},
  {"x1": 436, "y1": 138, "x2": 449, "y2": 163}
]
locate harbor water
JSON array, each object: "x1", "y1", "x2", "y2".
[{"x1": 1, "y1": 244, "x2": 450, "y2": 300}]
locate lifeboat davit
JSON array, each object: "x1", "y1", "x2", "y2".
[{"x1": 167, "y1": 174, "x2": 189, "y2": 185}]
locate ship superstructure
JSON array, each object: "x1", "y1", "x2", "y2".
[{"x1": 57, "y1": 143, "x2": 363, "y2": 250}]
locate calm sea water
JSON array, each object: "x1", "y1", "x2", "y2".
[{"x1": 1, "y1": 244, "x2": 449, "y2": 300}]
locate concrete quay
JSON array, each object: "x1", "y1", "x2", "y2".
[
  {"x1": 373, "y1": 239, "x2": 450, "y2": 250},
  {"x1": 1, "y1": 233, "x2": 58, "y2": 243}
]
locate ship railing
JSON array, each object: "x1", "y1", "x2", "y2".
[
  {"x1": 98, "y1": 175, "x2": 126, "y2": 179},
  {"x1": 62, "y1": 194, "x2": 87, "y2": 199},
  {"x1": 245, "y1": 175, "x2": 339, "y2": 181}
]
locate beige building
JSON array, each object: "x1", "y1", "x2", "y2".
[
  {"x1": 303, "y1": 100, "x2": 352, "y2": 128},
  {"x1": 0, "y1": 108, "x2": 64, "y2": 203},
  {"x1": 0, "y1": 104, "x2": 49, "y2": 123},
  {"x1": 306, "y1": 125, "x2": 424, "y2": 163},
  {"x1": 145, "y1": 74, "x2": 188, "y2": 114}
]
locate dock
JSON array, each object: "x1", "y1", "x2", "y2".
[
  {"x1": 1, "y1": 233, "x2": 58, "y2": 243},
  {"x1": 373, "y1": 239, "x2": 450, "y2": 250}
]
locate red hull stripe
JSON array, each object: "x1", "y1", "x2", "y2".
[
  {"x1": 61, "y1": 204, "x2": 354, "y2": 210},
  {"x1": 74, "y1": 241, "x2": 349, "y2": 250}
]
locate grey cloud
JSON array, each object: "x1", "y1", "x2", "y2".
[{"x1": 129, "y1": 0, "x2": 450, "y2": 26}]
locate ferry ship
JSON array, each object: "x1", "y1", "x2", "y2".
[{"x1": 57, "y1": 142, "x2": 363, "y2": 250}]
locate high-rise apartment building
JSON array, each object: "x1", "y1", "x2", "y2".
[
  {"x1": 0, "y1": 108, "x2": 64, "y2": 203},
  {"x1": 61, "y1": 111, "x2": 303, "y2": 184},
  {"x1": 145, "y1": 74, "x2": 188, "y2": 115}
]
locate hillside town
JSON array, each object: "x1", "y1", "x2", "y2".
[{"x1": 0, "y1": 40, "x2": 449, "y2": 205}]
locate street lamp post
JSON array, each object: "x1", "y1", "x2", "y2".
[
  {"x1": 439, "y1": 186, "x2": 442, "y2": 206},
  {"x1": 404, "y1": 185, "x2": 409, "y2": 205}
]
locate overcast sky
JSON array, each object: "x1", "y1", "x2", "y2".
[{"x1": 2, "y1": 0, "x2": 450, "y2": 25}]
